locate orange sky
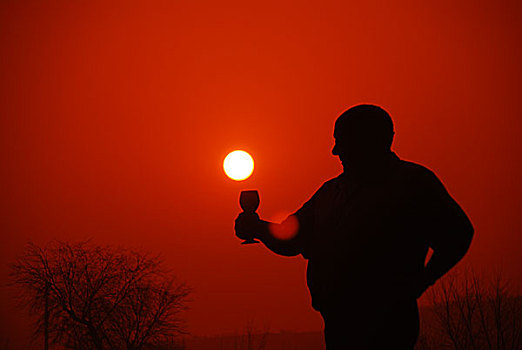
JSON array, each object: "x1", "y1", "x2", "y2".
[{"x1": 1, "y1": 0, "x2": 521, "y2": 346}]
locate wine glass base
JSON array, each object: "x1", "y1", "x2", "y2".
[{"x1": 241, "y1": 239, "x2": 260, "y2": 245}]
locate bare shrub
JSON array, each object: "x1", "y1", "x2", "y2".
[
  {"x1": 11, "y1": 241, "x2": 191, "y2": 350},
  {"x1": 420, "y1": 268, "x2": 521, "y2": 350}
]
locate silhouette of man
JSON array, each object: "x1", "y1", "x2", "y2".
[{"x1": 235, "y1": 104, "x2": 474, "y2": 349}]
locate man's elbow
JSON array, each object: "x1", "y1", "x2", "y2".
[
  {"x1": 434, "y1": 220, "x2": 474, "y2": 259},
  {"x1": 463, "y1": 219, "x2": 474, "y2": 248},
  {"x1": 454, "y1": 220, "x2": 474, "y2": 259}
]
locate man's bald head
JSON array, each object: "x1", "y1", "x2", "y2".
[{"x1": 332, "y1": 104, "x2": 395, "y2": 165}]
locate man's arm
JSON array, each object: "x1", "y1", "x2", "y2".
[
  {"x1": 235, "y1": 188, "x2": 318, "y2": 258},
  {"x1": 417, "y1": 169, "x2": 474, "y2": 293},
  {"x1": 235, "y1": 214, "x2": 308, "y2": 257}
]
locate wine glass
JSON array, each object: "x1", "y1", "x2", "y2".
[{"x1": 239, "y1": 190, "x2": 260, "y2": 244}]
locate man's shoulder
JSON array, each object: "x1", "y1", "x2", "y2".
[
  {"x1": 394, "y1": 157, "x2": 441, "y2": 187},
  {"x1": 396, "y1": 157, "x2": 436, "y2": 177},
  {"x1": 302, "y1": 174, "x2": 344, "y2": 200}
]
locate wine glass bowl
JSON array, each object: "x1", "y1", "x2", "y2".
[{"x1": 239, "y1": 190, "x2": 260, "y2": 213}]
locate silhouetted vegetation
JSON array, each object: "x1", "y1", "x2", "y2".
[
  {"x1": 11, "y1": 241, "x2": 191, "y2": 350},
  {"x1": 416, "y1": 269, "x2": 521, "y2": 350}
]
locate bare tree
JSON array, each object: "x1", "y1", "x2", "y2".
[
  {"x1": 11, "y1": 241, "x2": 191, "y2": 350},
  {"x1": 420, "y1": 268, "x2": 521, "y2": 350}
]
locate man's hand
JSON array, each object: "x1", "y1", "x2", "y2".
[{"x1": 234, "y1": 212, "x2": 261, "y2": 241}]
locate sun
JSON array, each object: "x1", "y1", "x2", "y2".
[{"x1": 223, "y1": 150, "x2": 254, "y2": 181}]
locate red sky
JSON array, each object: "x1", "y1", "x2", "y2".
[{"x1": 1, "y1": 0, "x2": 521, "y2": 346}]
